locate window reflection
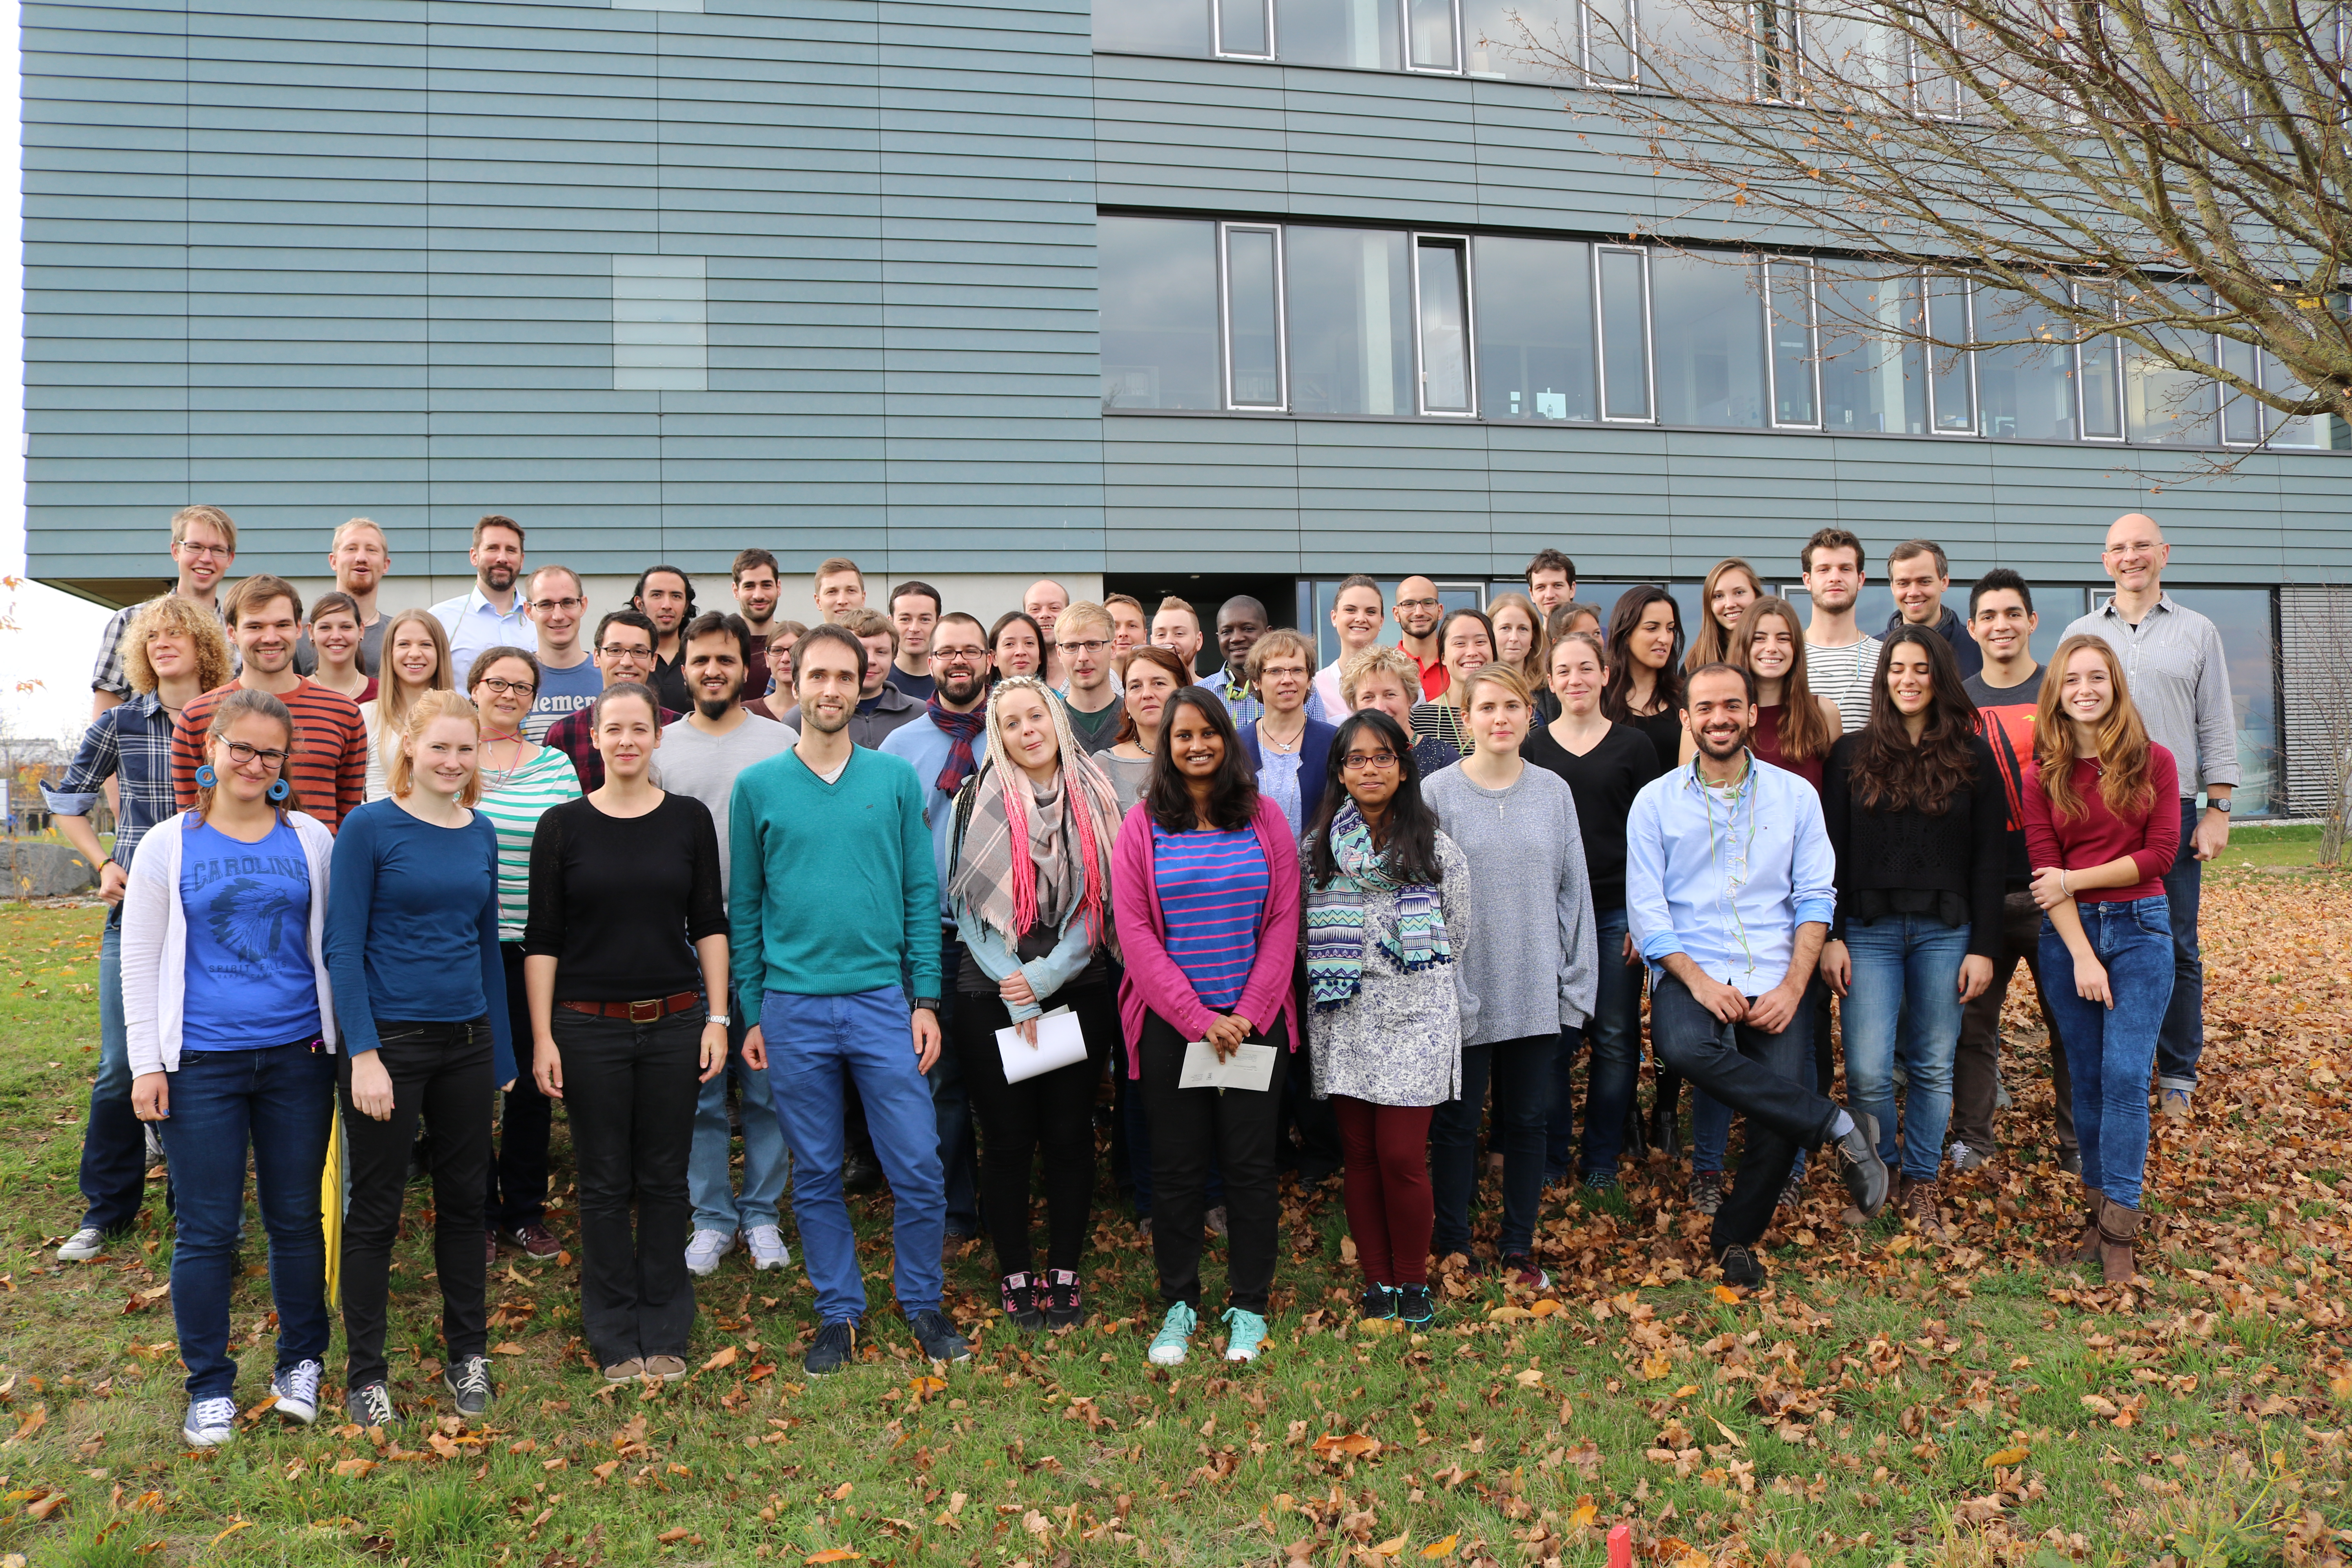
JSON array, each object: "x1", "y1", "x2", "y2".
[
  {"x1": 1474, "y1": 235, "x2": 1595, "y2": 421},
  {"x1": 2117, "y1": 587, "x2": 2276, "y2": 814},
  {"x1": 1094, "y1": 0, "x2": 1209, "y2": 54},
  {"x1": 1766, "y1": 259, "x2": 1817, "y2": 427},
  {"x1": 1458, "y1": 0, "x2": 1573, "y2": 78},
  {"x1": 1278, "y1": 0, "x2": 1401, "y2": 67},
  {"x1": 2124, "y1": 315, "x2": 2220, "y2": 446},
  {"x1": 1650, "y1": 249, "x2": 1766, "y2": 428},
  {"x1": 1597, "y1": 247, "x2": 1653, "y2": 420},
  {"x1": 1416, "y1": 238, "x2": 1473, "y2": 412},
  {"x1": 1817, "y1": 267, "x2": 1927, "y2": 435},
  {"x1": 1099, "y1": 215, "x2": 1221, "y2": 410},
  {"x1": 1975, "y1": 285, "x2": 2081, "y2": 441},
  {"x1": 1408, "y1": 0, "x2": 1460, "y2": 68},
  {"x1": 1286, "y1": 226, "x2": 1414, "y2": 416},
  {"x1": 1224, "y1": 226, "x2": 1285, "y2": 408}
]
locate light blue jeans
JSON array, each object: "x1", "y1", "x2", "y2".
[
  {"x1": 688, "y1": 1011, "x2": 789, "y2": 1235},
  {"x1": 2041, "y1": 896, "x2": 2174, "y2": 1209},
  {"x1": 1840, "y1": 915, "x2": 1969, "y2": 1183}
]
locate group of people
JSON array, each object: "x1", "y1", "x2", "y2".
[{"x1": 44, "y1": 504, "x2": 2237, "y2": 1445}]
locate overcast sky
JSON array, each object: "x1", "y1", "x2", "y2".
[{"x1": 4, "y1": 0, "x2": 118, "y2": 746}]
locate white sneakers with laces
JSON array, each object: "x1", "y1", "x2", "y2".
[
  {"x1": 181, "y1": 1396, "x2": 238, "y2": 1447},
  {"x1": 684, "y1": 1228, "x2": 735, "y2": 1277},
  {"x1": 744, "y1": 1224, "x2": 791, "y2": 1271},
  {"x1": 272, "y1": 1358, "x2": 323, "y2": 1424}
]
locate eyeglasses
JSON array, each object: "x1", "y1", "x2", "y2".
[
  {"x1": 477, "y1": 677, "x2": 537, "y2": 697},
  {"x1": 177, "y1": 541, "x2": 232, "y2": 559},
  {"x1": 219, "y1": 740, "x2": 291, "y2": 768},
  {"x1": 2103, "y1": 540, "x2": 2159, "y2": 556},
  {"x1": 930, "y1": 646, "x2": 988, "y2": 664},
  {"x1": 529, "y1": 597, "x2": 583, "y2": 614},
  {"x1": 1341, "y1": 751, "x2": 1399, "y2": 771},
  {"x1": 598, "y1": 643, "x2": 654, "y2": 660},
  {"x1": 1055, "y1": 638, "x2": 1109, "y2": 655},
  {"x1": 1396, "y1": 596, "x2": 1442, "y2": 611}
]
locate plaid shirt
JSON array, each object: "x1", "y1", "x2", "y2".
[
  {"x1": 89, "y1": 594, "x2": 232, "y2": 700},
  {"x1": 41, "y1": 692, "x2": 181, "y2": 868}
]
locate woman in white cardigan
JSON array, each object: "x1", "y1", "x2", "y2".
[{"x1": 123, "y1": 688, "x2": 339, "y2": 1449}]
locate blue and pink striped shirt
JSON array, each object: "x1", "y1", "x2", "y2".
[{"x1": 1148, "y1": 821, "x2": 1270, "y2": 1013}]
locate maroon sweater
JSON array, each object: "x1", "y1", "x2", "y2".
[{"x1": 2021, "y1": 745, "x2": 2180, "y2": 904}]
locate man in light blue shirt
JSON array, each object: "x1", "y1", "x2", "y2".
[
  {"x1": 1626, "y1": 662, "x2": 1889, "y2": 1288},
  {"x1": 429, "y1": 514, "x2": 533, "y2": 678},
  {"x1": 878, "y1": 611, "x2": 995, "y2": 1242}
]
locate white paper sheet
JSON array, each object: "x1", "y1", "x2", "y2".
[
  {"x1": 1177, "y1": 1038, "x2": 1279, "y2": 1093},
  {"x1": 995, "y1": 1006, "x2": 1089, "y2": 1085}
]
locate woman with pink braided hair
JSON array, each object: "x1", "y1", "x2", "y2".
[{"x1": 943, "y1": 676, "x2": 1125, "y2": 1333}]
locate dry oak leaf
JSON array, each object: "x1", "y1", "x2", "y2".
[{"x1": 1312, "y1": 1432, "x2": 1384, "y2": 1461}]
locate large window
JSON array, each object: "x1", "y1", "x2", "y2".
[
  {"x1": 1277, "y1": 0, "x2": 1400, "y2": 67},
  {"x1": 1097, "y1": 211, "x2": 2352, "y2": 455}
]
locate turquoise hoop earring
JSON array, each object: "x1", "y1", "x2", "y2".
[
  {"x1": 267, "y1": 778, "x2": 290, "y2": 802},
  {"x1": 194, "y1": 764, "x2": 218, "y2": 788}
]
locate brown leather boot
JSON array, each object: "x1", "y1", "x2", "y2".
[
  {"x1": 2052, "y1": 1183, "x2": 2102, "y2": 1265},
  {"x1": 2096, "y1": 1195, "x2": 2141, "y2": 1285},
  {"x1": 1903, "y1": 1177, "x2": 1951, "y2": 1240}
]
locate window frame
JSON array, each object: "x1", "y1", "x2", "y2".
[
  {"x1": 2074, "y1": 281, "x2": 2127, "y2": 443},
  {"x1": 1412, "y1": 232, "x2": 1479, "y2": 416},
  {"x1": 1763, "y1": 255, "x2": 1821, "y2": 429},
  {"x1": 1922, "y1": 271, "x2": 1978, "y2": 436},
  {"x1": 1581, "y1": 0, "x2": 1639, "y2": 85},
  {"x1": 1213, "y1": 0, "x2": 1278, "y2": 58},
  {"x1": 1219, "y1": 221, "x2": 1288, "y2": 412},
  {"x1": 1749, "y1": 0, "x2": 1801, "y2": 103},
  {"x1": 1594, "y1": 242, "x2": 1656, "y2": 423},
  {"x1": 1402, "y1": 0, "x2": 1466, "y2": 72}
]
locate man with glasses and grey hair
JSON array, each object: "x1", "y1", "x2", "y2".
[{"x1": 2062, "y1": 512, "x2": 2236, "y2": 1123}]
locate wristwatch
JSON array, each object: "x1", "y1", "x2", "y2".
[
  {"x1": 913, "y1": 996, "x2": 943, "y2": 1014},
  {"x1": 2207, "y1": 798, "x2": 2232, "y2": 814},
  {"x1": 708, "y1": 1013, "x2": 731, "y2": 1029}
]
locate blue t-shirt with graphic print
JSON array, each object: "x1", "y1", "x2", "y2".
[{"x1": 178, "y1": 818, "x2": 320, "y2": 1052}]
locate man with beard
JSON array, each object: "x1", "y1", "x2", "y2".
[
  {"x1": 295, "y1": 518, "x2": 393, "y2": 677},
  {"x1": 782, "y1": 607, "x2": 921, "y2": 748},
  {"x1": 1798, "y1": 528, "x2": 1883, "y2": 732},
  {"x1": 1393, "y1": 575, "x2": 1450, "y2": 700},
  {"x1": 1625, "y1": 662, "x2": 1891, "y2": 1290},
  {"x1": 432, "y1": 514, "x2": 532, "y2": 675},
  {"x1": 660, "y1": 612, "x2": 800, "y2": 1280},
  {"x1": 731, "y1": 623, "x2": 967, "y2": 1374},
  {"x1": 731, "y1": 549, "x2": 784, "y2": 701},
  {"x1": 881, "y1": 612, "x2": 995, "y2": 1244},
  {"x1": 632, "y1": 564, "x2": 697, "y2": 713},
  {"x1": 1205, "y1": 596, "x2": 1269, "y2": 726}
]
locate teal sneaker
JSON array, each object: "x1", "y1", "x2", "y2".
[
  {"x1": 1147, "y1": 1301, "x2": 1198, "y2": 1366},
  {"x1": 1223, "y1": 1307, "x2": 1269, "y2": 1363}
]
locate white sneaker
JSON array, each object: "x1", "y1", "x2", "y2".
[
  {"x1": 744, "y1": 1224, "x2": 790, "y2": 1272},
  {"x1": 272, "y1": 1358, "x2": 323, "y2": 1424},
  {"x1": 56, "y1": 1226, "x2": 106, "y2": 1262},
  {"x1": 1947, "y1": 1141, "x2": 1990, "y2": 1173},
  {"x1": 684, "y1": 1229, "x2": 735, "y2": 1277},
  {"x1": 181, "y1": 1396, "x2": 238, "y2": 1447}
]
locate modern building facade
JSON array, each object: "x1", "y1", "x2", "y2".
[{"x1": 20, "y1": 0, "x2": 2349, "y2": 811}]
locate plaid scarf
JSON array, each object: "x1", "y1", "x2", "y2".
[
  {"x1": 1304, "y1": 799, "x2": 1450, "y2": 1011},
  {"x1": 928, "y1": 699, "x2": 987, "y2": 797}
]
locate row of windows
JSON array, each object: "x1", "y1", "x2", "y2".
[
  {"x1": 1098, "y1": 0, "x2": 1975, "y2": 103},
  {"x1": 1099, "y1": 214, "x2": 2343, "y2": 450}
]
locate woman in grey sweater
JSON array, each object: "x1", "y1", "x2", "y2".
[
  {"x1": 1303, "y1": 710, "x2": 1477, "y2": 1327},
  {"x1": 1423, "y1": 663, "x2": 1599, "y2": 1289}
]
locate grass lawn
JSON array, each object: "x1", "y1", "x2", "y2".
[{"x1": 2, "y1": 875, "x2": 2350, "y2": 1566}]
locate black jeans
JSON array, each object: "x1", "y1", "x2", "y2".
[
  {"x1": 553, "y1": 1007, "x2": 704, "y2": 1367},
  {"x1": 952, "y1": 975, "x2": 1117, "y2": 1277},
  {"x1": 486, "y1": 943, "x2": 554, "y2": 1230},
  {"x1": 1648, "y1": 975, "x2": 1837, "y2": 1254},
  {"x1": 1138, "y1": 1011, "x2": 1287, "y2": 1314},
  {"x1": 340, "y1": 1018, "x2": 494, "y2": 1390},
  {"x1": 1430, "y1": 1034, "x2": 1556, "y2": 1261}
]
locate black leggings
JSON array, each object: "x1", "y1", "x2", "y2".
[{"x1": 951, "y1": 978, "x2": 1117, "y2": 1277}]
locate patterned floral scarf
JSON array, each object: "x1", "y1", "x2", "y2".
[{"x1": 1304, "y1": 798, "x2": 1451, "y2": 1011}]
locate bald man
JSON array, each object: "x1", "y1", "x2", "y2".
[
  {"x1": 1394, "y1": 575, "x2": 1448, "y2": 700},
  {"x1": 2062, "y1": 513, "x2": 2237, "y2": 1122},
  {"x1": 1205, "y1": 595, "x2": 1269, "y2": 725},
  {"x1": 1024, "y1": 579, "x2": 1070, "y2": 687}
]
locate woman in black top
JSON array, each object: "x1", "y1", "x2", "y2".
[
  {"x1": 1521, "y1": 630, "x2": 1665, "y2": 1189},
  {"x1": 523, "y1": 683, "x2": 729, "y2": 1384},
  {"x1": 1601, "y1": 586, "x2": 1684, "y2": 775},
  {"x1": 1818, "y1": 627, "x2": 2002, "y2": 1239}
]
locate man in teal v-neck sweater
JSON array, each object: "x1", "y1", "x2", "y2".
[{"x1": 730, "y1": 624, "x2": 964, "y2": 1375}]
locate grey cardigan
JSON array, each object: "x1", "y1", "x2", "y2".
[{"x1": 1423, "y1": 762, "x2": 1599, "y2": 1044}]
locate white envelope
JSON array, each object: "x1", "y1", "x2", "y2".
[
  {"x1": 995, "y1": 1006, "x2": 1089, "y2": 1085},
  {"x1": 1178, "y1": 1038, "x2": 1279, "y2": 1093}
]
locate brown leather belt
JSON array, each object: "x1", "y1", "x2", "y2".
[{"x1": 560, "y1": 992, "x2": 702, "y2": 1023}]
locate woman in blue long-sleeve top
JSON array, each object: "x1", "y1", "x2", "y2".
[{"x1": 324, "y1": 688, "x2": 514, "y2": 1430}]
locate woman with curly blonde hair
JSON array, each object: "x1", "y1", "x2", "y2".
[{"x1": 946, "y1": 676, "x2": 1125, "y2": 1333}]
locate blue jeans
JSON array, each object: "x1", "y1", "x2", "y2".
[
  {"x1": 155, "y1": 1041, "x2": 335, "y2": 1400},
  {"x1": 760, "y1": 987, "x2": 946, "y2": 1323},
  {"x1": 2041, "y1": 897, "x2": 2173, "y2": 1209},
  {"x1": 78, "y1": 913, "x2": 152, "y2": 1235},
  {"x1": 688, "y1": 1011, "x2": 790, "y2": 1234},
  {"x1": 1550, "y1": 907, "x2": 1640, "y2": 1182},
  {"x1": 1840, "y1": 915, "x2": 1968, "y2": 1182},
  {"x1": 2156, "y1": 799, "x2": 2204, "y2": 1091}
]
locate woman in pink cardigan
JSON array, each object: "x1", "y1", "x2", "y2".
[{"x1": 1112, "y1": 688, "x2": 1301, "y2": 1369}]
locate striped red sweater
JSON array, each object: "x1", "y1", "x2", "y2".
[{"x1": 172, "y1": 676, "x2": 369, "y2": 832}]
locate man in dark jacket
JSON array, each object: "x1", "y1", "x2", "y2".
[{"x1": 1883, "y1": 539, "x2": 1983, "y2": 681}]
